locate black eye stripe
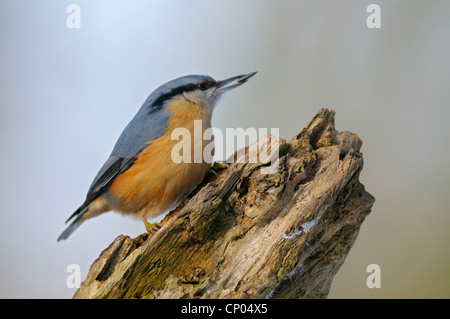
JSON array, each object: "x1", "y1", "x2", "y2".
[
  {"x1": 150, "y1": 84, "x2": 196, "y2": 109},
  {"x1": 150, "y1": 80, "x2": 216, "y2": 110},
  {"x1": 198, "y1": 80, "x2": 217, "y2": 91}
]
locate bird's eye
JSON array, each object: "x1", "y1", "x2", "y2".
[{"x1": 198, "y1": 82, "x2": 208, "y2": 91}]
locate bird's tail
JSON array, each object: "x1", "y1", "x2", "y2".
[
  {"x1": 57, "y1": 214, "x2": 85, "y2": 241},
  {"x1": 57, "y1": 204, "x2": 89, "y2": 241}
]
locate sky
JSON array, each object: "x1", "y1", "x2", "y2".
[{"x1": 0, "y1": 0, "x2": 449, "y2": 298}]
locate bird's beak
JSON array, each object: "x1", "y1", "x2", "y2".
[{"x1": 216, "y1": 72, "x2": 257, "y2": 93}]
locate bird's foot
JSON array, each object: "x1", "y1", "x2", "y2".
[
  {"x1": 209, "y1": 161, "x2": 230, "y2": 176},
  {"x1": 142, "y1": 218, "x2": 162, "y2": 234}
]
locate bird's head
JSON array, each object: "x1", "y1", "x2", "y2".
[{"x1": 146, "y1": 72, "x2": 257, "y2": 113}]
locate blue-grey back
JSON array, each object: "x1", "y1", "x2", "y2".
[
  {"x1": 86, "y1": 74, "x2": 213, "y2": 197},
  {"x1": 111, "y1": 74, "x2": 212, "y2": 158}
]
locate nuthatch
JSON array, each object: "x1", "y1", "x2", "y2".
[{"x1": 58, "y1": 72, "x2": 257, "y2": 241}]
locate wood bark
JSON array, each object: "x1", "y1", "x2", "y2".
[{"x1": 73, "y1": 108, "x2": 375, "y2": 299}]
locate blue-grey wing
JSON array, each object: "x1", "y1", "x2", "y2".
[
  {"x1": 64, "y1": 75, "x2": 213, "y2": 226},
  {"x1": 65, "y1": 102, "x2": 169, "y2": 224},
  {"x1": 88, "y1": 105, "x2": 169, "y2": 197}
]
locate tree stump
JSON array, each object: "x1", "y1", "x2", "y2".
[{"x1": 73, "y1": 108, "x2": 375, "y2": 299}]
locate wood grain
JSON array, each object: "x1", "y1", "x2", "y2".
[{"x1": 74, "y1": 108, "x2": 375, "y2": 299}]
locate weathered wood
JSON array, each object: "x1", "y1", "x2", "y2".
[{"x1": 73, "y1": 108, "x2": 375, "y2": 299}]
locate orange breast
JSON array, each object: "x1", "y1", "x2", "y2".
[{"x1": 107, "y1": 96, "x2": 213, "y2": 219}]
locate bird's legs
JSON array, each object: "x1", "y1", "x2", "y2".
[
  {"x1": 209, "y1": 161, "x2": 230, "y2": 176},
  {"x1": 142, "y1": 217, "x2": 161, "y2": 233}
]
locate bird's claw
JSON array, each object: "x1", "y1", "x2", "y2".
[
  {"x1": 211, "y1": 161, "x2": 229, "y2": 171},
  {"x1": 142, "y1": 219, "x2": 162, "y2": 234}
]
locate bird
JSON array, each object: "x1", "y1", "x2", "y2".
[{"x1": 57, "y1": 72, "x2": 257, "y2": 241}]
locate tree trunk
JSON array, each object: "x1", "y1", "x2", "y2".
[{"x1": 73, "y1": 108, "x2": 375, "y2": 299}]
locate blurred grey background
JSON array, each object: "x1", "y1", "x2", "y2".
[{"x1": 0, "y1": 0, "x2": 449, "y2": 298}]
